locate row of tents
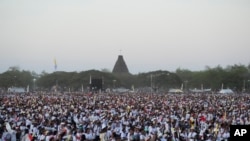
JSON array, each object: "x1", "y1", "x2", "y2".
[
  {"x1": 168, "y1": 88, "x2": 234, "y2": 94},
  {"x1": 168, "y1": 83, "x2": 235, "y2": 94},
  {"x1": 7, "y1": 86, "x2": 235, "y2": 94}
]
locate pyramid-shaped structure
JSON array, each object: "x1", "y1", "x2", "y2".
[{"x1": 112, "y1": 55, "x2": 130, "y2": 74}]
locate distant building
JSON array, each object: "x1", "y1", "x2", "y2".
[{"x1": 112, "y1": 55, "x2": 130, "y2": 74}]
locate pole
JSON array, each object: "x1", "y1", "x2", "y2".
[
  {"x1": 54, "y1": 58, "x2": 57, "y2": 93},
  {"x1": 82, "y1": 84, "x2": 84, "y2": 93},
  {"x1": 151, "y1": 74, "x2": 153, "y2": 93},
  {"x1": 243, "y1": 80, "x2": 246, "y2": 92},
  {"x1": 33, "y1": 78, "x2": 36, "y2": 91}
]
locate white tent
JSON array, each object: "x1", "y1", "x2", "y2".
[
  {"x1": 8, "y1": 87, "x2": 25, "y2": 93},
  {"x1": 219, "y1": 88, "x2": 234, "y2": 94},
  {"x1": 168, "y1": 89, "x2": 183, "y2": 94}
]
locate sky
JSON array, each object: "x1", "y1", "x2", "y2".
[{"x1": 0, "y1": 0, "x2": 250, "y2": 74}]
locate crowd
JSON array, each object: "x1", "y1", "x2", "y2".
[{"x1": 0, "y1": 92, "x2": 250, "y2": 141}]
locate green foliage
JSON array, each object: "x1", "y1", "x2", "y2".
[
  {"x1": 1, "y1": 64, "x2": 250, "y2": 92},
  {"x1": 135, "y1": 70, "x2": 182, "y2": 90},
  {"x1": 176, "y1": 64, "x2": 250, "y2": 92},
  {"x1": 0, "y1": 69, "x2": 33, "y2": 89}
]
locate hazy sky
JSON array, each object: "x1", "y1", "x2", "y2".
[{"x1": 1, "y1": 0, "x2": 250, "y2": 74}]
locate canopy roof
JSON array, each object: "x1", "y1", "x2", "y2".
[
  {"x1": 168, "y1": 89, "x2": 183, "y2": 93},
  {"x1": 219, "y1": 88, "x2": 234, "y2": 94}
]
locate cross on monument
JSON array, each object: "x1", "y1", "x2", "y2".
[{"x1": 119, "y1": 49, "x2": 122, "y2": 55}]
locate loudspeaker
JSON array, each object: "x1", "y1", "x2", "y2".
[{"x1": 90, "y1": 78, "x2": 103, "y2": 91}]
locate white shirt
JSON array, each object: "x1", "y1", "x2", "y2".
[
  {"x1": 222, "y1": 132, "x2": 230, "y2": 139},
  {"x1": 188, "y1": 132, "x2": 197, "y2": 141},
  {"x1": 85, "y1": 132, "x2": 95, "y2": 140},
  {"x1": 139, "y1": 134, "x2": 145, "y2": 140},
  {"x1": 120, "y1": 130, "x2": 127, "y2": 139}
]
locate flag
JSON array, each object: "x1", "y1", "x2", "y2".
[{"x1": 54, "y1": 58, "x2": 57, "y2": 71}]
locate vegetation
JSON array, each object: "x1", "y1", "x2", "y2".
[
  {"x1": 0, "y1": 64, "x2": 250, "y2": 92},
  {"x1": 175, "y1": 65, "x2": 250, "y2": 92}
]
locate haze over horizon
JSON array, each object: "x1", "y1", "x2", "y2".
[{"x1": 1, "y1": 0, "x2": 250, "y2": 74}]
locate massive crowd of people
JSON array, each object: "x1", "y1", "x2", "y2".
[{"x1": 0, "y1": 92, "x2": 250, "y2": 141}]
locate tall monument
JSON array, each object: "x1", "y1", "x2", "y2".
[{"x1": 112, "y1": 55, "x2": 130, "y2": 74}]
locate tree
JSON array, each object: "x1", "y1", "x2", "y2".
[
  {"x1": 0, "y1": 69, "x2": 33, "y2": 89},
  {"x1": 1, "y1": 64, "x2": 250, "y2": 93}
]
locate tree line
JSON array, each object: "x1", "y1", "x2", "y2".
[{"x1": 0, "y1": 64, "x2": 249, "y2": 92}]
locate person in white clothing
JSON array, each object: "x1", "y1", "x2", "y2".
[{"x1": 188, "y1": 129, "x2": 197, "y2": 141}]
